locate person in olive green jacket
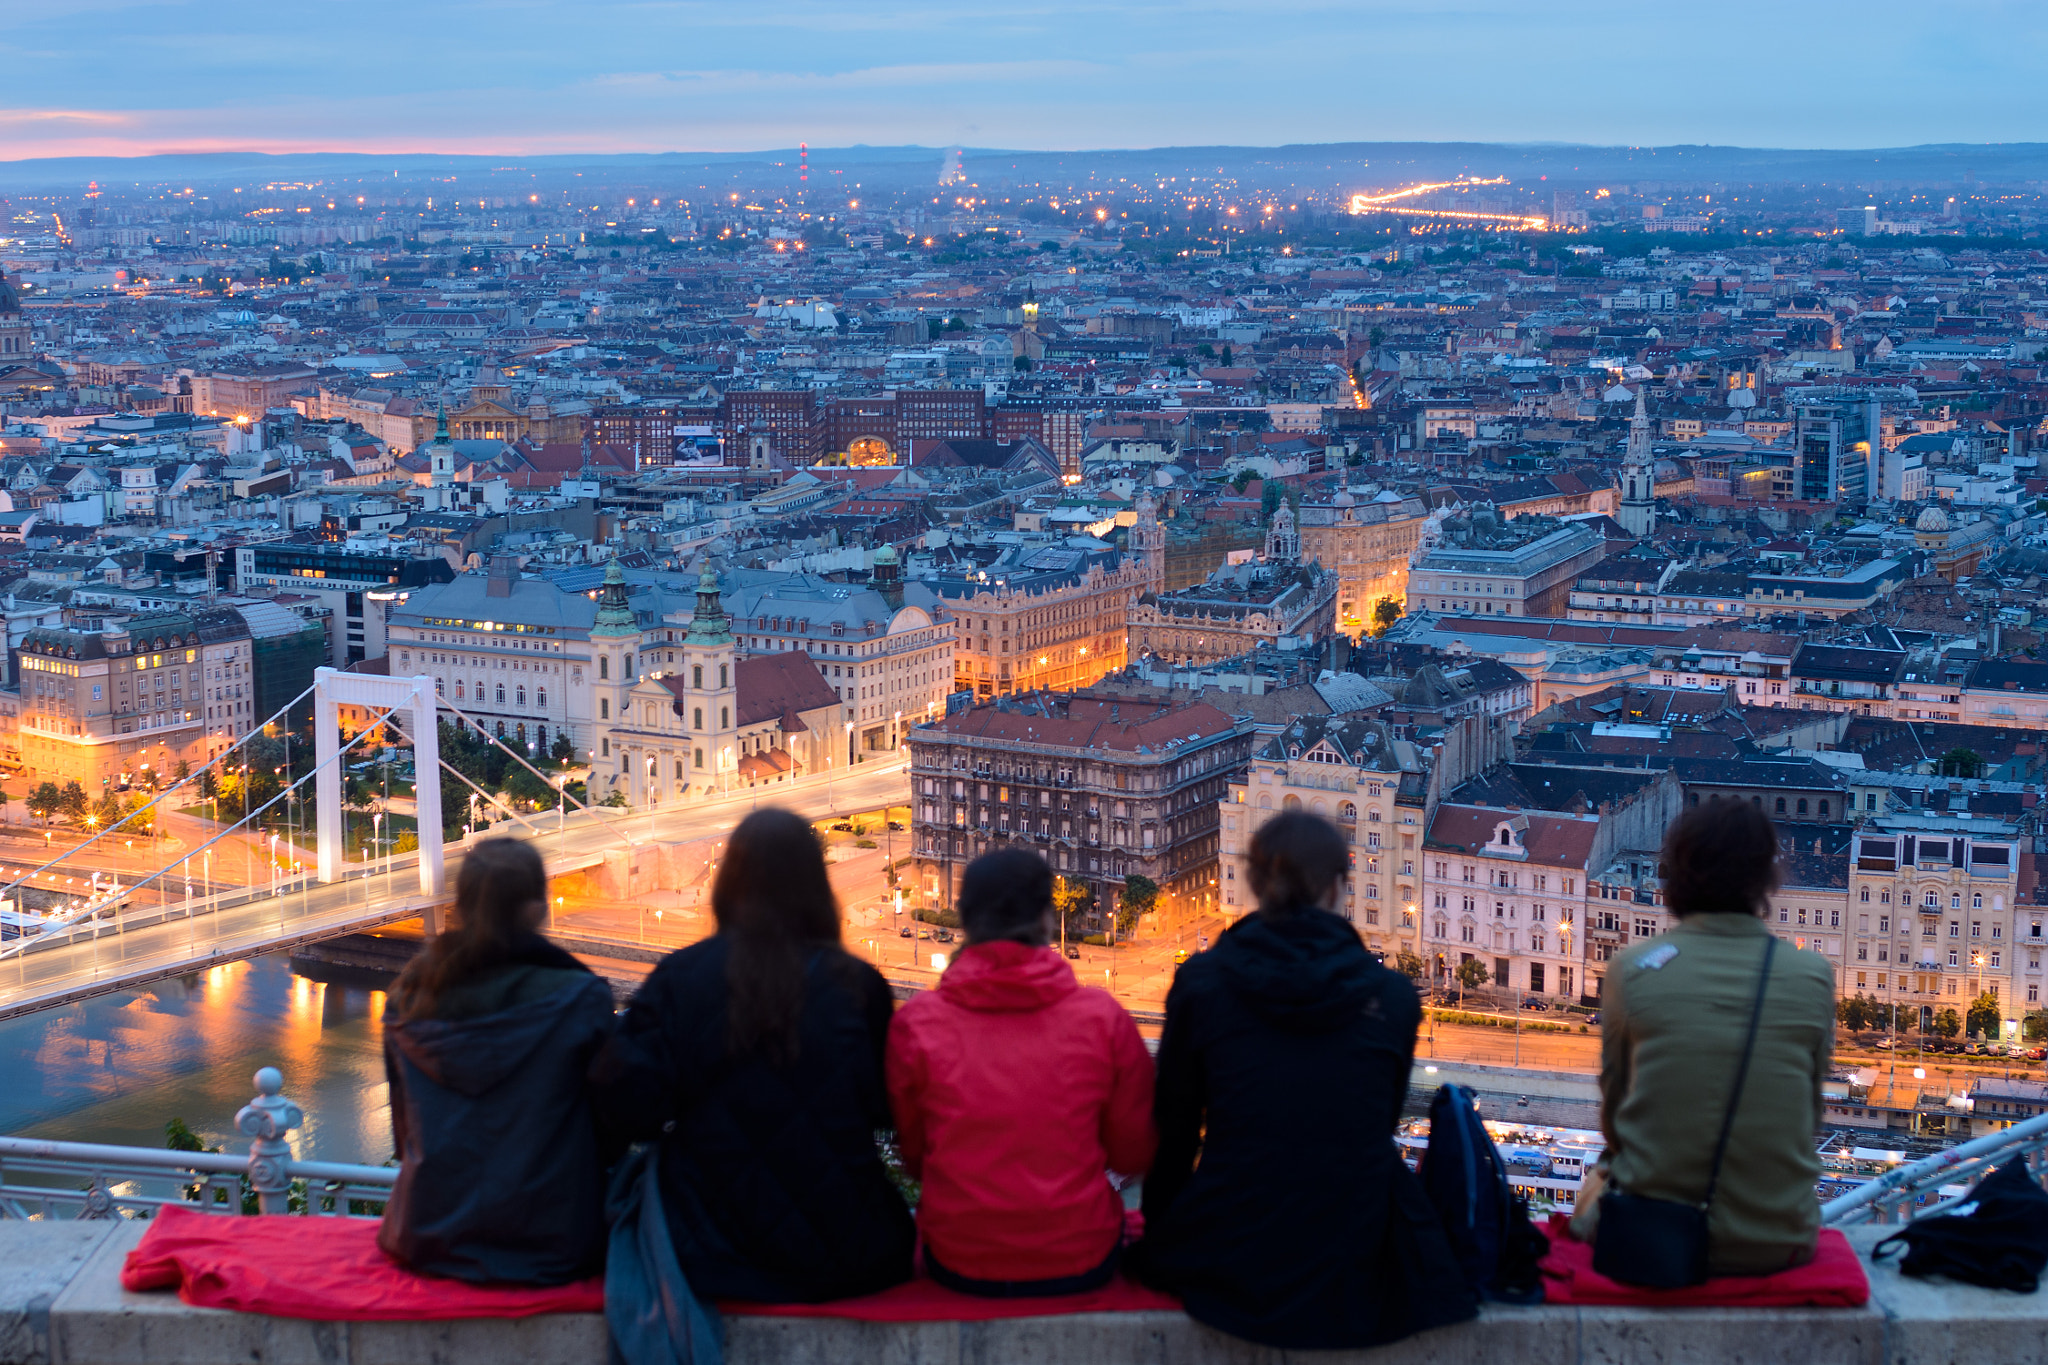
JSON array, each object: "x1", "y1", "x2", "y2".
[{"x1": 1571, "y1": 801, "x2": 1836, "y2": 1275}]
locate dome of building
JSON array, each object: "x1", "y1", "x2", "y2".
[
  {"x1": 1332, "y1": 489, "x2": 1356, "y2": 508},
  {"x1": 872, "y1": 544, "x2": 899, "y2": 566},
  {"x1": 1916, "y1": 504, "x2": 1952, "y2": 533}
]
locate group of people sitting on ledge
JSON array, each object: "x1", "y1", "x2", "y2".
[{"x1": 375, "y1": 799, "x2": 1834, "y2": 1351}]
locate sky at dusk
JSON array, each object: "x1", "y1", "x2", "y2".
[{"x1": 1, "y1": 1, "x2": 2042, "y2": 160}]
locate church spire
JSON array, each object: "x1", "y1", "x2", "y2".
[
  {"x1": 1618, "y1": 387, "x2": 1657, "y2": 539},
  {"x1": 591, "y1": 555, "x2": 638, "y2": 637},
  {"x1": 685, "y1": 561, "x2": 734, "y2": 646}
]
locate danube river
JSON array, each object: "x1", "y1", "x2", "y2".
[{"x1": 0, "y1": 955, "x2": 393, "y2": 1165}]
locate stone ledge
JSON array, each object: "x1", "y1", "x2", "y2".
[{"x1": 0, "y1": 1221, "x2": 2037, "y2": 1365}]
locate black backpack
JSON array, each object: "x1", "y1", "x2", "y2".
[
  {"x1": 1418, "y1": 1083, "x2": 1548, "y2": 1304},
  {"x1": 1873, "y1": 1155, "x2": 2048, "y2": 1292}
]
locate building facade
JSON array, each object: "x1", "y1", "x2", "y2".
[
  {"x1": 1407, "y1": 511, "x2": 1607, "y2": 618},
  {"x1": 937, "y1": 496, "x2": 1162, "y2": 699},
  {"x1": 1297, "y1": 490, "x2": 1431, "y2": 638},
  {"x1": 1218, "y1": 715, "x2": 1420, "y2": 956},
  {"x1": 908, "y1": 691, "x2": 1255, "y2": 921},
  {"x1": 1128, "y1": 503, "x2": 1338, "y2": 665}
]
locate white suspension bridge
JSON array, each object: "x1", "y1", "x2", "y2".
[{"x1": 0, "y1": 669, "x2": 910, "y2": 1021}]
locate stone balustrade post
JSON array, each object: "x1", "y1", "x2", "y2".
[{"x1": 232, "y1": 1066, "x2": 303, "y2": 1215}]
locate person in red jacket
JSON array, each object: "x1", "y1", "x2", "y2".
[{"x1": 887, "y1": 847, "x2": 1156, "y2": 1296}]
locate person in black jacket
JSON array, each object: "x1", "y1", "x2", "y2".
[
  {"x1": 1136, "y1": 811, "x2": 1476, "y2": 1349},
  {"x1": 379, "y1": 837, "x2": 617, "y2": 1285},
  {"x1": 587, "y1": 807, "x2": 915, "y2": 1303}
]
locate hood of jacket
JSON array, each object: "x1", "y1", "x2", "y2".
[
  {"x1": 1214, "y1": 908, "x2": 1382, "y2": 1033},
  {"x1": 388, "y1": 939, "x2": 604, "y2": 1098},
  {"x1": 937, "y1": 939, "x2": 1079, "y2": 1013}
]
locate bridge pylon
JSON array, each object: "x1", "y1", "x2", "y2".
[{"x1": 313, "y1": 669, "x2": 443, "y2": 900}]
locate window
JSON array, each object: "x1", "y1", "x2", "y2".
[
  {"x1": 693, "y1": 665, "x2": 703, "y2": 689},
  {"x1": 599, "y1": 657, "x2": 609, "y2": 681},
  {"x1": 599, "y1": 698, "x2": 609, "y2": 720},
  {"x1": 1775, "y1": 797, "x2": 1786, "y2": 814},
  {"x1": 1952, "y1": 894, "x2": 1963, "y2": 910},
  {"x1": 693, "y1": 707, "x2": 703, "y2": 728},
  {"x1": 1948, "y1": 950, "x2": 1959, "y2": 967},
  {"x1": 1926, "y1": 891, "x2": 1939, "y2": 908},
  {"x1": 537, "y1": 688, "x2": 547, "y2": 708},
  {"x1": 1973, "y1": 893, "x2": 1983, "y2": 909}
]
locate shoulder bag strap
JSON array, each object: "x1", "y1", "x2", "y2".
[{"x1": 1700, "y1": 933, "x2": 1777, "y2": 1212}]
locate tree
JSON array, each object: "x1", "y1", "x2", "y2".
[
  {"x1": 1454, "y1": 956, "x2": 1489, "y2": 1002},
  {"x1": 0, "y1": 788, "x2": 11, "y2": 823},
  {"x1": 1937, "y1": 748, "x2": 1984, "y2": 778},
  {"x1": 91, "y1": 790, "x2": 123, "y2": 832},
  {"x1": 1012, "y1": 355, "x2": 1033, "y2": 372},
  {"x1": 28, "y1": 782, "x2": 60, "y2": 824},
  {"x1": 550, "y1": 733, "x2": 576, "y2": 764},
  {"x1": 1053, "y1": 875, "x2": 1094, "y2": 937},
  {"x1": 1932, "y1": 1007, "x2": 1963, "y2": 1040},
  {"x1": 1838, "y1": 994, "x2": 1870, "y2": 1034},
  {"x1": 1967, "y1": 990, "x2": 2003, "y2": 1040},
  {"x1": 1370, "y1": 597, "x2": 1403, "y2": 638},
  {"x1": 1119, "y1": 874, "x2": 1160, "y2": 921},
  {"x1": 1394, "y1": 949, "x2": 1427, "y2": 982},
  {"x1": 503, "y1": 764, "x2": 558, "y2": 812},
  {"x1": 2024, "y1": 1010, "x2": 2048, "y2": 1043},
  {"x1": 58, "y1": 781, "x2": 86, "y2": 824}
]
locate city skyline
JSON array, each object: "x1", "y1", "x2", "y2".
[{"x1": 3, "y1": 0, "x2": 2045, "y2": 160}]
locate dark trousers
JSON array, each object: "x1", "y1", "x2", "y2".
[{"x1": 924, "y1": 1241, "x2": 1121, "y2": 1299}]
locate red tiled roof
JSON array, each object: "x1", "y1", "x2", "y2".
[
  {"x1": 928, "y1": 695, "x2": 1238, "y2": 753},
  {"x1": 664, "y1": 650, "x2": 841, "y2": 731},
  {"x1": 1424, "y1": 803, "x2": 1600, "y2": 869}
]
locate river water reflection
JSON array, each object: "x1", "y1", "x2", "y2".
[{"x1": 0, "y1": 954, "x2": 392, "y2": 1166}]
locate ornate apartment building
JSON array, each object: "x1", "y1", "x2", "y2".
[
  {"x1": 18, "y1": 610, "x2": 256, "y2": 790},
  {"x1": 1846, "y1": 814, "x2": 2035, "y2": 1026},
  {"x1": 1420, "y1": 804, "x2": 1597, "y2": 1003},
  {"x1": 938, "y1": 493, "x2": 1164, "y2": 698},
  {"x1": 1296, "y1": 490, "x2": 1432, "y2": 637},
  {"x1": 1217, "y1": 715, "x2": 1423, "y2": 957},
  {"x1": 1128, "y1": 503, "x2": 1338, "y2": 665},
  {"x1": 908, "y1": 691, "x2": 1254, "y2": 918}
]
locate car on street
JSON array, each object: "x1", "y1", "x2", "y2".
[
  {"x1": 1520, "y1": 998, "x2": 1547, "y2": 1012},
  {"x1": 1063, "y1": 945, "x2": 1081, "y2": 960},
  {"x1": 932, "y1": 929, "x2": 953, "y2": 943},
  {"x1": 1173, "y1": 949, "x2": 1188, "y2": 965},
  {"x1": 898, "y1": 926, "x2": 912, "y2": 938}
]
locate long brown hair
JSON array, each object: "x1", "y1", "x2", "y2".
[
  {"x1": 391, "y1": 838, "x2": 549, "y2": 1021},
  {"x1": 713, "y1": 808, "x2": 844, "y2": 1065}
]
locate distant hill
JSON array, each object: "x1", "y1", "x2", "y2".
[{"x1": 1, "y1": 141, "x2": 2042, "y2": 193}]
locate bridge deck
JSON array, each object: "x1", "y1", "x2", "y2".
[{"x1": 0, "y1": 760, "x2": 907, "y2": 1021}]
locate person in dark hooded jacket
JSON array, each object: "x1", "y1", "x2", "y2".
[
  {"x1": 587, "y1": 808, "x2": 915, "y2": 1303},
  {"x1": 380, "y1": 838, "x2": 617, "y2": 1285},
  {"x1": 1135, "y1": 811, "x2": 1477, "y2": 1350}
]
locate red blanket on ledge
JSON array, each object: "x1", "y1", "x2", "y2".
[
  {"x1": 122, "y1": 1206, "x2": 1180, "y2": 1323},
  {"x1": 1538, "y1": 1213, "x2": 1869, "y2": 1307}
]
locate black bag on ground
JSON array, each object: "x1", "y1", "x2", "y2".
[
  {"x1": 1873, "y1": 1156, "x2": 2048, "y2": 1293},
  {"x1": 1419, "y1": 1083, "x2": 1548, "y2": 1304},
  {"x1": 1592, "y1": 935, "x2": 1776, "y2": 1290}
]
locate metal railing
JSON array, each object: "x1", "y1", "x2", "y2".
[
  {"x1": 1819, "y1": 1109, "x2": 2048, "y2": 1226},
  {"x1": 0, "y1": 1066, "x2": 394, "y2": 1221}
]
